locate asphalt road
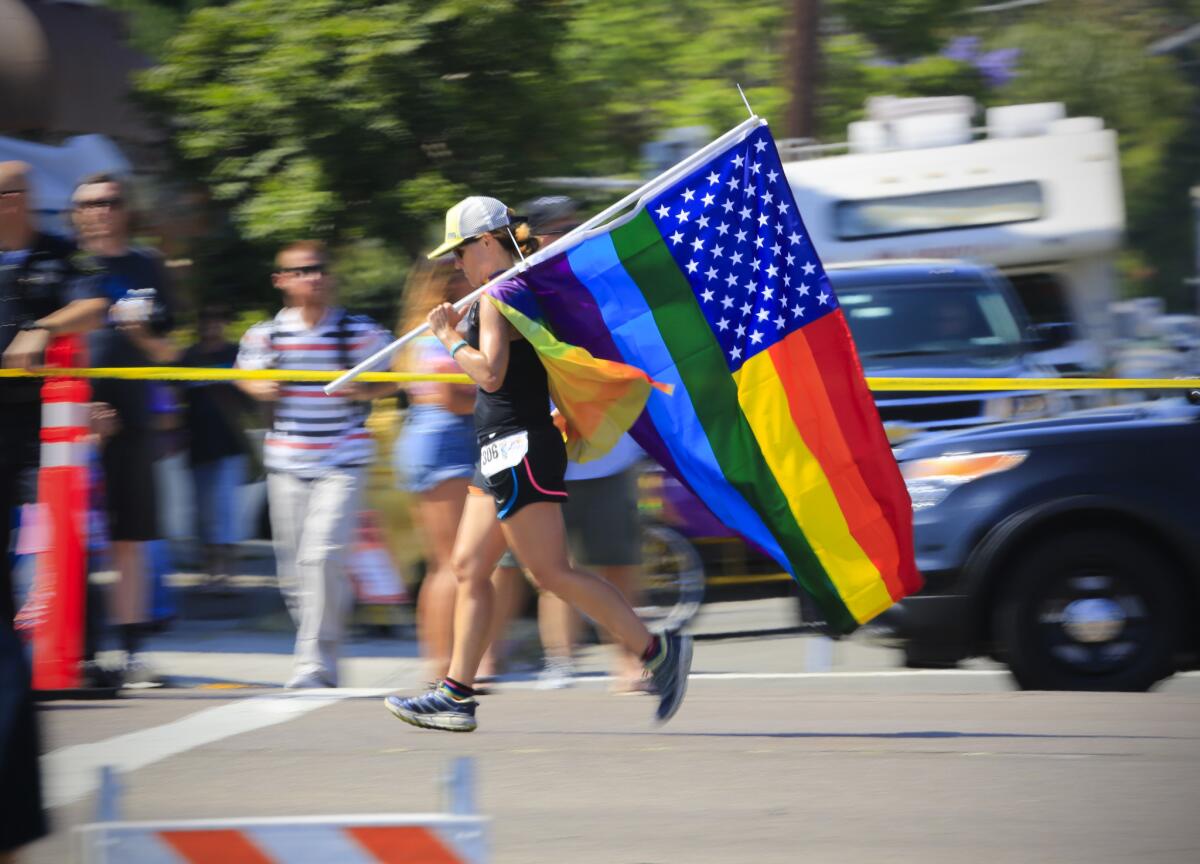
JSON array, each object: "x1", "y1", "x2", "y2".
[{"x1": 25, "y1": 603, "x2": 1200, "y2": 864}]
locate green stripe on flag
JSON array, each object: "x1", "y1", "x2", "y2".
[{"x1": 610, "y1": 211, "x2": 856, "y2": 633}]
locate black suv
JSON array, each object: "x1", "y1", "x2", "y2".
[{"x1": 883, "y1": 394, "x2": 1200, "y2": 691}]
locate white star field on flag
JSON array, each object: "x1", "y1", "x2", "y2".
[{"x1": 647, "y1": 127, "x2": 837, "y2": 371}]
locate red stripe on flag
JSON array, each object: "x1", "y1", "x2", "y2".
[
  {"x1": 767, "y1": 328, "x2": 905, "y2": 600},
  {"x1": 159, "y1": 830, "x2": 274, "y2": 864},
  {"x1": 798, "y1": 311, "x2": 922, "y2": 597},
  {"x1": 345, "y1": 826, "x2": 463, "y2": 863}
]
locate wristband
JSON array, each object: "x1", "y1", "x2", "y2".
[{"x1": 449, "y1": 339, "x2": 468, "y2": 357}]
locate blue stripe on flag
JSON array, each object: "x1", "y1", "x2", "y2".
[{"x1": 566, "y1": 234, "x2": 788, "y2": 569}]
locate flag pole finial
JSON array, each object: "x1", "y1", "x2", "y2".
[{"x1": 736, "y1": 83, "x2": 755, "y2": 119}]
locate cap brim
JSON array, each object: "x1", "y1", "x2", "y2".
[{"x1": 427, "y1": 237, "x2": 465, "y2": 260}]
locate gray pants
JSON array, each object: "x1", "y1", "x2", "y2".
[{"x1": 267, "y1": 468, "x2": 364, "y2": 683}]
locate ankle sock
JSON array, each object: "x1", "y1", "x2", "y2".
[
  {"x1": 439, "y1": 676, "x2": 474, "y2": 701},
  {"x1": 641, "y1": 635, "x2": 667, "y2": 670}
]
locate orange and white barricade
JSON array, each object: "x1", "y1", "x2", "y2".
[
  {"x1": 77, "y1": 814, "x2": 488, "y2": 864},
  {"x1": 78, "y1": 758, "x2": 487, "y2": 863}
]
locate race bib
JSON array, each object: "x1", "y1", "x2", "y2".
[{"x1": 480, "y1": 431, "x2": 529, "y2": 478}]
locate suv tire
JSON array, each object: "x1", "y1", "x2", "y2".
[{"x1": 996, "y1": 530, "x2": 1179, "y2": 691}]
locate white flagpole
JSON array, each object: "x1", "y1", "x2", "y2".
[{"x1": 325, "y1": 115, "x2": 766, "y2": 394}]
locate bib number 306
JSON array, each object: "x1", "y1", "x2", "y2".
[{"x1": 480, "y1": 431, "x2": 529, "y2": 478}]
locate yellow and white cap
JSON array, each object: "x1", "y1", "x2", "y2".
[{"x1": 427, "y1": 196, "x2": 510, "y2": 259}]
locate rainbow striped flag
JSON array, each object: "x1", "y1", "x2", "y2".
[{"x1": 491, "y1": 121, "x2": 921, "y2": 632}]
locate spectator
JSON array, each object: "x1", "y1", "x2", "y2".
[
  {"x1": 182, "y1": 306, "x2": 251, "y2": 589},
  {"x1": 72, "y1": 172, "x2": 180, "y2": 688},
  {"x1": 0, "y1": 161, "x2": 107, "y2": 862},
  {"x1": 235, "y1": 241, "x2": 395, "y2": 689},
  {"x1": 526, "y1": 197, "x2": 647, "y2": 692},
  {"x1": 538, "y1": 434, "x2": 648, "y2": 692},
  {"x1": 394, "y1": 260, "x2": 477, "y2": 686}
]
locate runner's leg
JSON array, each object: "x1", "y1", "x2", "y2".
[
  {"x1": 501, "y1": 503, "x2": 651, "y2": 656},
  {"x1": 414, "y1": 477, "x2": 469, "y2": 682},
  {"x1": 443, "y1": 492, "x2": 508, "y2": 687}
]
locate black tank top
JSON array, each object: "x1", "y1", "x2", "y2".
[{"x1": 465, "y1": 290, "x2": 552, "y2": 439}]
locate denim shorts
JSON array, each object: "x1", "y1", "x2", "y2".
[{"x1": 394, "y1": 404, "x2": 477, "y2": 493}]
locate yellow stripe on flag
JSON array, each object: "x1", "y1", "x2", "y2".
[{"x1": 733, "y1": 351, "x2": 895, "y2": 623}]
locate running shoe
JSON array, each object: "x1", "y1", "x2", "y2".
[
  {"x1": 385, "y1": 689, "x2": 477, "y2": 732},
  {"x1": 646, "y1": 630, "x2": 693, "y2": 724}
]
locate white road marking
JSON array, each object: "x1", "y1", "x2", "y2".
[
  {"x1": 43, "y1": 670, "x2": 1200, "y2": 809},
  {"x1": 41, "y1": 691, "x2": 354, "y2": 808}
]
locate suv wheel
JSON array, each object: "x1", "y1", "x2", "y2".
[{"x1": 997, "y1": 531, "x2": 1179, "y2": 691}]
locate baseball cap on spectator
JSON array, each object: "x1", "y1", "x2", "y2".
[{"x1": 522, "y1": 196, "x2": 579, "y2": 234}]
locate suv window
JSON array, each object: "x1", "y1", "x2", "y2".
[{"x1": 835, "y1": 279, "x2": 1025, "y2": 360}]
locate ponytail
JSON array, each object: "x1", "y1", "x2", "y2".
[{"x1": 489, "y1": 209, "x2": 541, "y2": 259}]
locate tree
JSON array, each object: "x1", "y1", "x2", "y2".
[
  {"x1": 140, "y1": 0, "x2": 583, "y2": 254},
  {"x1": 102, "y1": 1, "x2": 230, "y2": 58},
  {"x1": 984, "y1": 5, "x2": 1197, "y2": 303},
  {"x1": 559, "y1": 0, "x2": 791, "y2": 172},
  {"x1": 830, "y1": 0, "x2": 974, "y2": 60}
]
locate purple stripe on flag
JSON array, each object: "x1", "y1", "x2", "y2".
[{"x1": 520, "y1": 254, "x2": 683, "y2": 480}]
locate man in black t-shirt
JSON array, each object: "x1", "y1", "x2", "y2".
[
  {"x1": 72, "y1": 172, "x2": 180, "y2": 686},
  {"x1": 0, "y1": 161, "x2": 108, "y2": 859}
]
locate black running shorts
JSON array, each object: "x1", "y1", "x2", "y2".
[
  {"x1": 100, "y1": 430, "x2": 160, "y2": 541},
  {"x1": 474, "y1": 426, "x2": 567, "y2": 520}
]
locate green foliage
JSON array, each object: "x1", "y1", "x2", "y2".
[
  {"x1": 130, "y1": 0, "x2": 1197, "y2": 310},
  {"x1": 829, "y1": 0, "x2": 975, "y2": 60},
  {"x1": 102, "y1": 1, "x2": 229, "y2": 58},
  {"x1": 139, "y1": 0, "x2": 582, "y2": 254},
  {"x1": 818, "y1": 34, "x2": 984, "y2": 138},
  {"x1": 986, "y1": 9, "x2": 1197, "y2": 303},
  {"x1": 331, "y1": 239, "x2": 411, "y2": 325},
  {"x1": 560, "y1": 0, "x2": 790, "y2": 172}
]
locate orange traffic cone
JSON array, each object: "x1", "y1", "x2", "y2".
[{"x1": 30, "y1": 336, "x2": 114, "y2": 697}]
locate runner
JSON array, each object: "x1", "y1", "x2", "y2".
[{"x1": 385, "y1": 196, "x2": 692, "y2": 732}]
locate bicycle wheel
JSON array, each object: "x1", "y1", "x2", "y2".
[{"x1": 636, "y1": 522, "x2": 705, "y2": 632}]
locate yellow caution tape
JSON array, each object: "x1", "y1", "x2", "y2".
[
  {"x1": 0, "y1": 367, "x2": 470, "y2": 383},
  {"x1": 866, "y1": 376, "x2": 1200, "y2": 392},
  {"x1": 0, "y1": 367, "x2": 1197, "y2": 391}
]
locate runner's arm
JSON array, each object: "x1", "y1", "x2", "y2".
[{"x1": 429, "y1": 299, "x2": 511, "y2": 393}]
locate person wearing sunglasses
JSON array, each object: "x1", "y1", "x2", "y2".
[
  {"x1": 70, "y1": 172, "x2": 181, "y2": 689},
  {"x1": 235, "y1": 241, "x2": 396, "y2": 689},
  {"x1": 1, "y1": 160, "x2": 109, "y2": 863},
  {"x1": 384, "y1": 197, "x2": 692, "y2": 733}
]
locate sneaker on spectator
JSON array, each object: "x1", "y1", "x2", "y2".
[
  {"x1": 284, "y1": 670, "x2": 335, "y2": 689},
  {"x1": 121, "y1": 656, "x2": 164, "y2": 690},
  {"x1": 535, "y1": 656, "x2": 575, "y2": 690}
]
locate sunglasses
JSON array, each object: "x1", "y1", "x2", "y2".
[
  {"x1": 0, "y1": 189, "x2": 26, "y2": 198},
  {"x1": 75, "y1": 198, "x2": 123, "y2": 211},
  {"x1": 453, "y1": 236, "x2": 482, "y2": 259},
  {"x1": 276, "y1": 264, "x2": 327, "y2": 277}
]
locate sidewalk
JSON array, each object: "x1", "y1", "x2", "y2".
[{"x1": 86, "y1": 540, "x2": 919, "y2": 690}]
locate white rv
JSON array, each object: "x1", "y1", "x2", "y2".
[{"x1": 782, "y1": 99, "x2": 1125, "y2": 373}]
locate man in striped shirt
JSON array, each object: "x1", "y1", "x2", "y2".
[{"x1": 236, "y1": 241, "x2": 395, "y2": 688}]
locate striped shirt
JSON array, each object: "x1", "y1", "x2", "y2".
[{"x1": 236, "y1": 306, "x2": 390, "y2": 477}]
